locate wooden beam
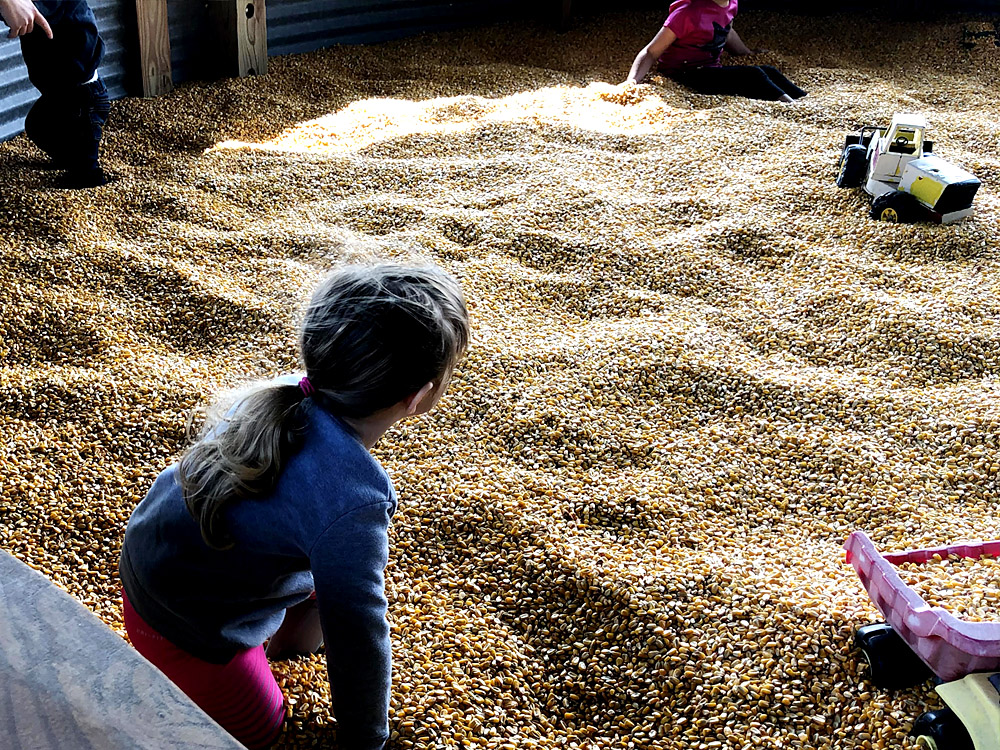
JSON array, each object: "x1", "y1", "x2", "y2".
[
  {"x1": 207, "y1": 0, "x2": 268, "y2": 79},
  {"x1": 240, "y1": 0, "x2": 268, "y2": 77},
  {"x1": 135, "y1": 0, "x2": 172, "y2": 97}
]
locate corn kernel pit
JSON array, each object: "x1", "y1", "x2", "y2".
[{"x1": 1, "y1": 9, "x2": 999, "y2": 750}]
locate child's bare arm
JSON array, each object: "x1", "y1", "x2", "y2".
[
  {"x1": 626, "y1": 26, "x2": 677, "y2": 84},
  {"x1": 724, "y1": 27, "x2": 758, "y2": 56}
]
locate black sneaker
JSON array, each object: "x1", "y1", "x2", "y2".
[
  {"x1": 57, "y1": 167, "x2": 111, "y2": 190},
  {"x1": 25, "y1": 77, "x2": 110, "y2": 174}
]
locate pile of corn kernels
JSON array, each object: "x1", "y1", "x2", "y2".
[
  {"x1": 896, "y1": 554, "x2": 1000, "y2": 623},
  {"x1": 1, "y1": 8, "x2": 999, "y2": 750}
]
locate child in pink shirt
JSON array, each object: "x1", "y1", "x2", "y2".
[{"x1": 626, "y1": 0, "x2": 805, "y2": 102}]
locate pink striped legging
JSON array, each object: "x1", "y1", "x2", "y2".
[{"x1": 122, "y1": 592, "x2": 286, "y2": 749}]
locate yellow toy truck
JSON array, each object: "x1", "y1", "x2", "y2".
[{"x1": 835, "y1": 114, "x2": 981, "y2": 224}]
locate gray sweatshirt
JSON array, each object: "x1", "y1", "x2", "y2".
[{"x1": 119, "y1": 398, "x2": 396, "y2": 750}]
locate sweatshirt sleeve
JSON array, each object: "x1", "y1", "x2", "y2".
[{"x1": 310, "y1": 501, "x2": 394, "y2": 750}]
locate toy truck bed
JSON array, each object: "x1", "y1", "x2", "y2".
[{"x1": 844, "y1": 531, "x2": 1000, "y2": 682}]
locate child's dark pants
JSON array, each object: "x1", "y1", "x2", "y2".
[
  {"x1": 672, "y1": 64, "x2": 807, "y2": 101},
  {"x1": 19, "y1": 0, "x2": 109, "y2": 179}
]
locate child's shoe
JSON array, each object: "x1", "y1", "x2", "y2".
[
  {"x1": 57, "y1": 167, "x2": 110, "y2": 189},
  {"x1": 25, "y1": 77, "x2": 110, "y2": 187}
]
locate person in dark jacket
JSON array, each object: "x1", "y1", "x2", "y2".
[{"x1": 0, "y1": 0, "x2": 110, "y2": 187}]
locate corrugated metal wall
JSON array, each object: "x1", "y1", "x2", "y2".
[
  {"x1": 165, "y1": 0, "x2": 522, "y2": 83},
  {"x1": 0, "y1": 37, "x2": 35, "y2": 143},
  {"x1": 266, "y1": 0, "x2": 521, "y2": 57},
  {"x1": 92, "y1": 0, "x2": 136, "y2": 96}
]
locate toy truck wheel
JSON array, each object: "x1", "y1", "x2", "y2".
[
  {"x1": 911, "y1": 708, "x2": 974, "y2": 750},
  {"x1": 871, "y1": 191, "x2": 921, "y2": 223},
  {"x1": 836, "y1": 145, "x2": 868, "y2": 188},
  {"x1": 854, "y1": 623, "x2": 933, "y2": 690}
]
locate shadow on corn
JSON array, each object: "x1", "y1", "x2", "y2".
[
  {"x1": 747, "y1": 289, "x2": 1000, "y2": 385},
  {"x1": 94, "y1": 259, "x2": 288, "y2": 354},
  {"x1": 0, "y1": 295, "x2": 106, "y2": 365},
  {"x1": 394, "y1": 504, "x2": 690, "y2": 740},
  {"x1": 0, "y1": 379, "x2": 192, "y2": 455}
]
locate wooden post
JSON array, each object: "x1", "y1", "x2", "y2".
[
  {"x1": 207, "y1": 0, "x2": 268, "y2": 79},
  {"x1": 135, "y1": 0, "x2": 172, "y2": 97},
  {"x1": 239, "y1": 0, "x2": 268, "y2": 77}
]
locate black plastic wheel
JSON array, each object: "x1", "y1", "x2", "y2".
[
  {"x1": 836, "y1": 144, "x2": 868, "y2": 188},
  {"x1": 911, "y1": 708, "x2": 974, "y2": 750},
  {"x1": 854, "y1": 623, "x2": 933, "y2": 690},
  {"x1": 871, "y1": 190, "x2": 922, "y2": 223}
]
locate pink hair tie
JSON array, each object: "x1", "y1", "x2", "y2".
[{"x1": 298, "y1": 376, "x2": 316, "y2": 398}]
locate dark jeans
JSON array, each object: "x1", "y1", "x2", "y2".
[
  {"x1": 20, "y1": 0, "x2": 104, "y2": 93},
  {"x1": 672, "y1": 64, "x2": 807, "y2": 101},
  {"x1": 19, "y1": 0, "x2": 108, "y2": 173}
]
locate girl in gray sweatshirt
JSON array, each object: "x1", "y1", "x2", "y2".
[{"x1": 120, "y1": 264, "x2": 470, "y2": 749}]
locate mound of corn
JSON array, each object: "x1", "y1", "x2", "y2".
[
  {"x1": 1, "y1": 7, "x2": 999, "y2": 749},
  {"x1": 897, "y1": 554, "x2": 1000, "y2": 623}
]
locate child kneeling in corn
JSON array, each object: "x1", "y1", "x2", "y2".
[{"x1": 120, "y1": 264, "x2": 470, "y2": 749}]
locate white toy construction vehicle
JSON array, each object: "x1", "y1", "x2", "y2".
[{"x1": 835, "y1": 113, "x2": 981, "y2": 224}]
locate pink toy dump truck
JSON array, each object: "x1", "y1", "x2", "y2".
[{"x1": 844, "y1": 531, "x2": 1000, "y2": 750}]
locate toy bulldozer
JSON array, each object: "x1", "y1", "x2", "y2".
[
  {"x1": 835, "y1": 114, "x2": 981, "y2": 224},
  {"x1": 845, "y1": 532, "x2": 1000, "y2": 750}
]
